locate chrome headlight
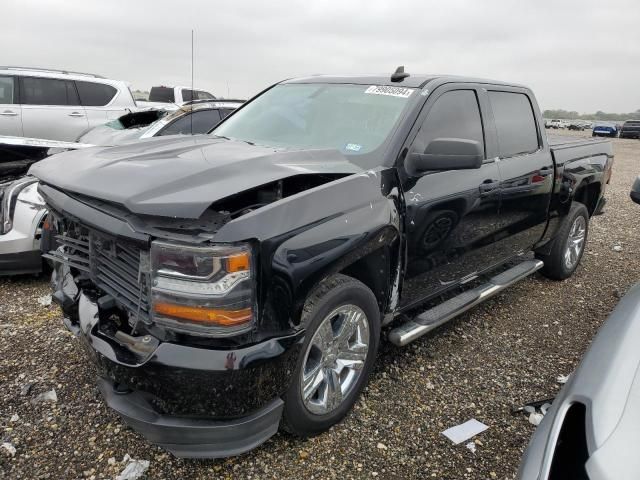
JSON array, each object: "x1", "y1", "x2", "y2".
[
  {"x1": 1, "y1": 176, "x2": 39, "y2": 235},
  {"x1": 150, "y1": 240, "x2": 254, "y2": 337}
]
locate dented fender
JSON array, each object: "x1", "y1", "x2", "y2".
[{"x1": 213, "y1": 168, "x2": 402, "y2": 331}]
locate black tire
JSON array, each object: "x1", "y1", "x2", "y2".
[
  {"x1": 537, "y1": 202, "x2": 589, "y2": 280},
  {"x1": 282, "y1": 274, "x2": 380, "y2": 437}
]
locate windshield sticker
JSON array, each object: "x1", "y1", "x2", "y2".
[
  {"x1": 365, "y1": 85, "x2": 414, "y2": 98},
  {"x1": 345, "y1": 143, "x2": 362, "y2": 152}
]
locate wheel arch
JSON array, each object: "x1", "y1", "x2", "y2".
[{"x1": 573, "y1": 181, "x2": 602, "y2": 217}]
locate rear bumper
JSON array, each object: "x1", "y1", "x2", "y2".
[
  {"x1": 97, "y1": 377, "x2": 284, "y2": 458},
  {"x1": 620, "y1": 131, "x2": 640, "y2": 139},
  {"x1": 593, "y1": 130, "x2": 616, "y2": 137}
]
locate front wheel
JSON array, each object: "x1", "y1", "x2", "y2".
[
  {"x1": 537, "y1": 202, "x2": 589, "y2": 280},
  {"x1": 282, "y1": 274, "x2": 380, "y2": 437}
]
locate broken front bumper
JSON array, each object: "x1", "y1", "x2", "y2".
[
  {"x1": 65, "y1": 292, "x2": 303, "y2": 458},
  {"x1": 97, "y1": 377, "x2": 284, "y2": 458}
]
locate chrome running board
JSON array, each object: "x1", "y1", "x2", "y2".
[{"x1": 389, "y1": 259, "x2": 544, "y2": 347}]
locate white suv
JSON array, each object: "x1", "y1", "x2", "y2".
[{"x1": 0, "y1": 66, "x2": 138, "y2": 141}]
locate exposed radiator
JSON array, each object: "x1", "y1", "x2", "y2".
[{"x1": 44, "y1": 221, "x2": 151, "y2": 323}]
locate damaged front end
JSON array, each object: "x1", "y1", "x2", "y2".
[
  {"x1": 32, "y1": 125, "x2": 398, "y2": 457},
  {"x1": 41, "y1": 193, "x2": 304, "y2": 458},
  {"x1": 45, "y1": 215, "x2": 257, "y2": 340}
]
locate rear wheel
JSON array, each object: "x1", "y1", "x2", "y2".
[
  {"x1": 282, "y1": 274, "x2": 380, "y2": 437},
  {"x1": 537, "y1": 202, "x2": 589, "y2": 280}
]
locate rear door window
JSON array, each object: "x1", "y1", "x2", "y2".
[
  {"x1": 158, "y1": 109, "x2": 222, "y2": 136},
  {"x1": 197, "y1": 90, "x2": 215, "y2": 100},
  {"x1": 417, "y1": 89, "x2": 485, "y2": 155},
  {"x1": 0, "y1": 76, "x2": 15, "y2": 104},
  {"x1": 21, "y1": 77, "x2": 80, "y2": 106},
  {"x1": 181, "y1": 89, "x2": 195, "y2": 102},
  {"x1": 76, "y1": 81, "x2": 117, "y2": 106},
  {"x1": 149, "y1": 87, "x2": 175, "y2": 103},
  {"x1": 488, "y1": 91, "x2": 539, "y2": 158}
]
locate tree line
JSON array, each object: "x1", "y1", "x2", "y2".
[{"x1": 543, "y1": 109, "x2": 640, "y2": 121}]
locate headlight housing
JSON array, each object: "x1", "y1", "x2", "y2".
[
  {"x1": 1, "y1": 176, "x2": 39, "y2": 235},
  {"x1": 150, "y1": 240, "x2": 255, "y2": 337}
]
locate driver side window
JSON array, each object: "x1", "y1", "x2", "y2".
[{"x1": 415, "y1": 90, "x2": 485, "y2": 157}]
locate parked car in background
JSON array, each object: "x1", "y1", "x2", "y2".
[
  {"x1": 568, "y1": 121, "x2": 591, "y2": 131},
  {"x1": 593, "y1": 123, "x2": 618, "y2": 138},
  {"x1": 0, "y1": 137, "x2": 92, "y2": 275},
  {"x1": 0, "y1": 100, "x2": 242, "y2": 276},
  {"x1": 619, "y1": 120, "x2": 640, "y2": 139},
  {"x1": 32, "y1": 70, "x2": 613, "y2": 458},
  {"x1": 141, "y1": 85, "x2": 216, "y2": 106},
  {"x1": 0, "y1": 176, "x2": 47, "y2": 275},
  {"x1": 0, "y1": 135, "x2": 97, "y2": 181},
  {"x1": 631, "y1": 176, "x2": 640, "y2": 205},
  {"x1": 77, "y1": 100, "x2": 243, "y2": 146},
  {"x1": 519, "y1": 282, "x2": 640, "y2": 479},
  {"x1": 0, "y1": 66, "x2": 138, "y2": 141},
  {"x1": 547, "y1": 119, "x2": 570, "y2": 129}
]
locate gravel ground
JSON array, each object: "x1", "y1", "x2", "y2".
[{"x1": 1, "y1": 131, "x2": 639, "y2": 480}]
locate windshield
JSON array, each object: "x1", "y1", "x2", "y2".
[{"x1": 213, "y1": 83, "x2": 414, "y2": 158}]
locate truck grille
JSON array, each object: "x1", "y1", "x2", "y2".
[{"x1": 44, "y1": 221, "x2": 151, "y2": 323}]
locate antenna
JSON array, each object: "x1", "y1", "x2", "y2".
[
  {"x1": 191, "y1": 29, "x2": 194, "y2": 135},
  {"x1": 391, "y1": 66, "x2": 410, "y2": 82}
]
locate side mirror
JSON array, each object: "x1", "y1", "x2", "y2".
[
  {"x1": 631, "y1": 176, "x2": 640, "y2": 205},
  {"x1": 406, "y1": 138, "x2": 484, "y2": 176}
]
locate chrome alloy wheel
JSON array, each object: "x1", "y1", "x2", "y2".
[
  {"x1": 300, "y1": 305, "x2": 370, "y2": 415},
  {"x1": 564, "y1": 215, "x2": 586, "y2": 270}
]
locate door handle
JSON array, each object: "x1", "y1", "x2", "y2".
[
  {"x1": 0, "y1": 110, "x2": 18, "y2": 116},
  {"x1": 479, "y1": 181, "x2": 500, "y2": 193},
  {"x1": 68, "y1": 112, "x2": 85, "y2": 117}
]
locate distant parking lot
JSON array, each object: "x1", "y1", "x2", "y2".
[{"x1": 1, "y1": 130, "x2": 639, "y2": 479}]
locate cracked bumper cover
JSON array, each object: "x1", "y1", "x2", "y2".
[
  {"x1": 98, "y1": 377, "x2": 284, "y2": 458},
  {"x1": 65, "y1": 292, "x2": 303, "y2": 458}
]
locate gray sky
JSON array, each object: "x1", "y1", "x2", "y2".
[{"x1": 4, "y1": 0, "x2": 639, "y2": 113}]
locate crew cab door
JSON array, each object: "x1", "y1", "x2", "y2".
[
  {"x1": 399, "y1": 85, "x2": 504, "y2": 309},
  {"x1": 0, "y1": 76, "x2": 23, "y2": 136},
  {"x1": 19, "y1": 76, "x2": 89, "y2": 141},
  {"x1": 485, "y1": 88, "x2": 553, "y2": 254}
]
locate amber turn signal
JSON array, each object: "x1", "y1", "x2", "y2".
[
  {"x1": 153, "y1": 302, "x2": 252, "y2": 326},
  {"x1": 226, "y1": 252, "x2": 251, "y2": 273}
]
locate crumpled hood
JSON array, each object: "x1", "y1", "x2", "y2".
[
  {"x1": 29, "y1": 135, "x2": 362, "y2": 218},
  {"x1": 77, "y1": 124, "x2": 148, "y2": 146}
]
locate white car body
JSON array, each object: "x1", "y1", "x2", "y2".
[
  {"x1": 0, "y1": 66, "x2": 138, "y2": 141},
  {"x1": 548, "y1": 119, "x2": 569, "y2": 129},
  {"x1": 0, "y1": 179, "x2": 47, "y2": 275}
]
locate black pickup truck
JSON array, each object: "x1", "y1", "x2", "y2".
[
  {"x1": 619, "y1": 120, "x2": 640, "y2": 139},
  {"x1": 30, "y1": 69, "x2": 613, "y2": 458}
]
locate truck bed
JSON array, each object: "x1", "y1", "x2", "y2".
[
  {"x1": 547, "y1": 134, "x2": 608, "y2": 149},
  {"x1": 547, "y1": 134, "x2": 612, "y2": 165}
]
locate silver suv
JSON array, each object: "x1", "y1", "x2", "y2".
[{"x1": 0, "y1": 66, "x2": 138, "y2": 141}]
